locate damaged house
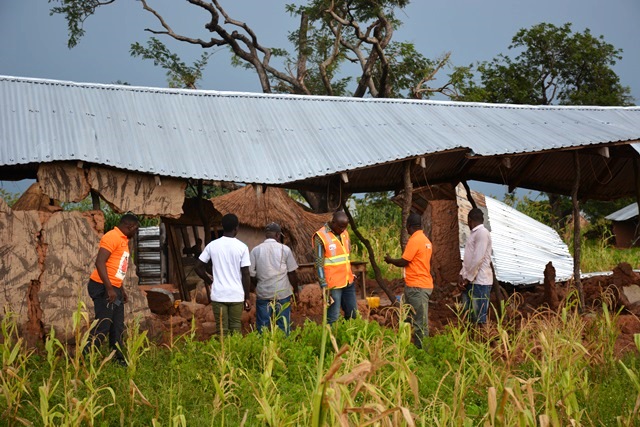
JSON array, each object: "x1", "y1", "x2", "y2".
[{"x1": 1, "y1": 76, "x2": 639, "y2": 342}]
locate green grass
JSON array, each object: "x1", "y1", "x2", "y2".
[{"x1": 2, "y1": 298, "x2": 640, "y2": 426}]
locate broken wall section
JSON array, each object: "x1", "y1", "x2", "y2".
[{"x1": 1, "y1": 197, "x2": 151, "y2": 344}]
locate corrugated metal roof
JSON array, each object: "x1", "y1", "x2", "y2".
[
  {"x1": 460, "y1": 195, "x2": 574, "y2": 285},
  {"x1": 1, "y1": 75, "x2": 639, "y2": 187},
  {"x1": 605, "y1": 203, "x2": 639, "y2": 221}
]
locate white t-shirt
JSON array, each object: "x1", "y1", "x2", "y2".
[{"x1": 199, "y1": 236, "x2": 251, "y2": 302}]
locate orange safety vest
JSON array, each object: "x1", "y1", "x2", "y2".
[{"x1": 314, "y1": 226, "x2": 354, "y2": 289}]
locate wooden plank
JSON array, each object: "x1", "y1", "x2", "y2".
[{"x1": 167, "y1": 225, "x2": 188, "y2": 301}]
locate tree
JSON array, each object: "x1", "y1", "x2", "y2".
[
  {"x1": 460, "y1": 23, "x2": 634, "y2": 229},
  {"x1": 50, "y1": 0, "x2": 469, "y2": 211},
  {"x1": 460, "y1": 22, "x2": 633, "y2": 106}
]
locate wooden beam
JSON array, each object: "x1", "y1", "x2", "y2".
[{"x1": 507, "y1": 154, "x2": 543, "y2": 193}]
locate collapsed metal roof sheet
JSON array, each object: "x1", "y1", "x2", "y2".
[
  {"x1": 483, "y1": 197, "x2": 574, "y2": 285},
  {"x1": 605, "y1": 203, "x2": 639, "y2": 222},
  {"x1": 1, "y1": 75, "x2": 639, "y2": 195}
]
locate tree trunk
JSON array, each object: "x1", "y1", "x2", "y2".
[
  {"x1": 300, "y1": 190, "x2": 329, "y2": 213},
  {"x1": 462, "y1": 181, "x2": 477, "y2": 209},
  {"x1": 572, "y1": 152, "x2": 584, "y2": 311},
  {"x1": 400, "y1": 160, "x2": 413, "y2": 250},
  {"x1": 343, "y1": 203, "x2": 396, "y2": 303}
]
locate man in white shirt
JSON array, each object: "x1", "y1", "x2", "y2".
[
  {"x1": 458, "y1": 208, "x2": 493, "y2": 324},
  {"x1": 250, "y1": 222, "x2": 299, "y2": 334},
  {"x1": 195, "y1": 213, "x2": 251, "y2": 335}
]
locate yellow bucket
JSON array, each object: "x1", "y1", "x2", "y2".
[{"x1": 366, "y1": 296, "x2": 380, "y2": 308}]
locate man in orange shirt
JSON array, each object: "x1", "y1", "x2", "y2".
[
  {"x1": 86, "y1": 213, "x2": 139, "y2": 365},
  {"x1": 385, "y1": 213, "x2": 433, "y2": 349}
]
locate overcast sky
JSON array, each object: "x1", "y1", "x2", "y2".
[{"x1": 1, "y1": 0, "x2": 638, "y2": 197}]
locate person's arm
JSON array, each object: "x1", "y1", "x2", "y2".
[
  {"x1": 95, "y1": 248, "x2": 117, "y2": 303},
  {"x1": 195, "y1": 259, "x2": 213, "y2": 285},
  {"x1": 249, "y1": 249, "x2": 258, "y2": 292},
  {"x1": 313, "y1": 236, "x2": 327, "y2": 287},
  {"x1": 195, "y1": 259, "x2": 213, "y2": 298},
  {"x1": 241, "y1": 266, "x2": 251, "y2": 311},
  {"x1": 288, "y1": 271, "x2": 300, "y2": 300},
  {"x1": 384, "y1": 254, "x2": 409, "y2": 267}
]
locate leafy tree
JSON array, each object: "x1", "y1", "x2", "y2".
[
  {"x1": 0, "y1": 188, "x2": 20, "y2": 207},
  {"x1": 460, "y1": 23, "x2": 633, "y2": 106},
  {"x1": 130, "y1": 38, "x2": 213, "y2": 89},
  {"x1": 461, "y1": 23, "x2": 634, "y2": 229},
  {"x1": 49, "y1": 0, "x2": 468, "y2": 99}
]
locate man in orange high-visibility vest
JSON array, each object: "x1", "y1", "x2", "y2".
[{"x1": 313, "y1": 211, "x2": 357, "y2": 325}]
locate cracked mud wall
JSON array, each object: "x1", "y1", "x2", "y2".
[{"x1": 1, "y1": 198, "x2": 150, "y2": 343}]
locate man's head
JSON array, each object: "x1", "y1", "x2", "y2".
[
  {"x1": 329, "y1": 211, "x2": 349, "y2": 235},
  {"x1": 119, "y1": 213, "x2": 140, "y2": 238},
  {"x1": 221, "y1": 213, "x2": 239, "y2": 235},
  {"x1": 265, "y1": 222, "x2": 283, "y2": 241},
  {"x1": 406, "y1": 213, "x2": 422, "y2": 234},
  {"x1": 468, "y1": 208, "x2": 484, "y2": 229}
]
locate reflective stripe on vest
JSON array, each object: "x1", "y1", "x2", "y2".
[{"x1": 315, "y1": 227, "x2": 354, "y2": 289}]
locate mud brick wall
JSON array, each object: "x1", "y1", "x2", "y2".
[
  {"x1": 0, "y1": 198, "x2": 150, "y2": 344},
  {"x1": 426, "y1": 199, "x2": 462, "y2": 285}
]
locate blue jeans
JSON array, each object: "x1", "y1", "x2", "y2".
[
  {"x1": 256, "y1": 296, "x2": 292, "y2": 335},
  {"x1": 461, "y1": 284, "x2": 492, "y2": 324},
  {"x1": 328, "y1": 282, "x2": 357, "y2": 325}
]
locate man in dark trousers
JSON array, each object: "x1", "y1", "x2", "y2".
[
  {"x1": 385, "y1": 213, "x2": 434, "y2": 349},
  {"x1": 86, "y1": 213, "x2": 139, "y2": 365}
]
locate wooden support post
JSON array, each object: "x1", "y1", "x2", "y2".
[
  {"x1": 343, "y1": 203, "x2": 396, "y2": 303},
  {"x1": 401, "y1": 160, "x2": 413, "y2": 250},
  {"x1": 572, "y1": 151, "x2": 584, "y2": 311},
  {"x1": 90, "y1": 190, "x2": 101, "y2": 211},
  {"x1": 168, "y1": 225, "x2": 188, "y2": 301},
  {"x1": 196, "y1": 180, "x2": 212, "y2": 244}
]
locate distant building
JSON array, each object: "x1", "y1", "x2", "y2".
[{"x1": 605, "y1": 203, "x2": 639, "y2": 248}]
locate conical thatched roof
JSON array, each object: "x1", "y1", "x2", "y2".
[
  {"x1": 212, "y1": 185, "x2": 331, "y2": 263},
  {"x1": 12, "y1": 183, "x2": 62, "y2": 212}
]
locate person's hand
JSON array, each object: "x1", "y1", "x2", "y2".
[
  {"x1": 106, "y1": 287, "x2": 117, "y2": 303},
  {"x1": 457, "y1": 275, "x2": 468, "y2": 291},
  {"x1": 244, "y1": 300, "x2": 251, "y2": 312},
  {"x1": 384, "y1": 254, "x2": 392, "y2": 264}
]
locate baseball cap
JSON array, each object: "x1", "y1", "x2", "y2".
[{"x1": 265, "y1": 222, "x2": 282, "y2": 233}]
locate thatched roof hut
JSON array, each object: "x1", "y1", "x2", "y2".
[
  {"x1": 12, "y1": 183, "x2": 62, "y2": 212},
  {"x1": 211, "y1": 185, "x2": 331, "y2": 264}
]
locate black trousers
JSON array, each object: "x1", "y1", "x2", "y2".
[{"x1": 87, "y1": 279, "x2": 125, "y2": 359}]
